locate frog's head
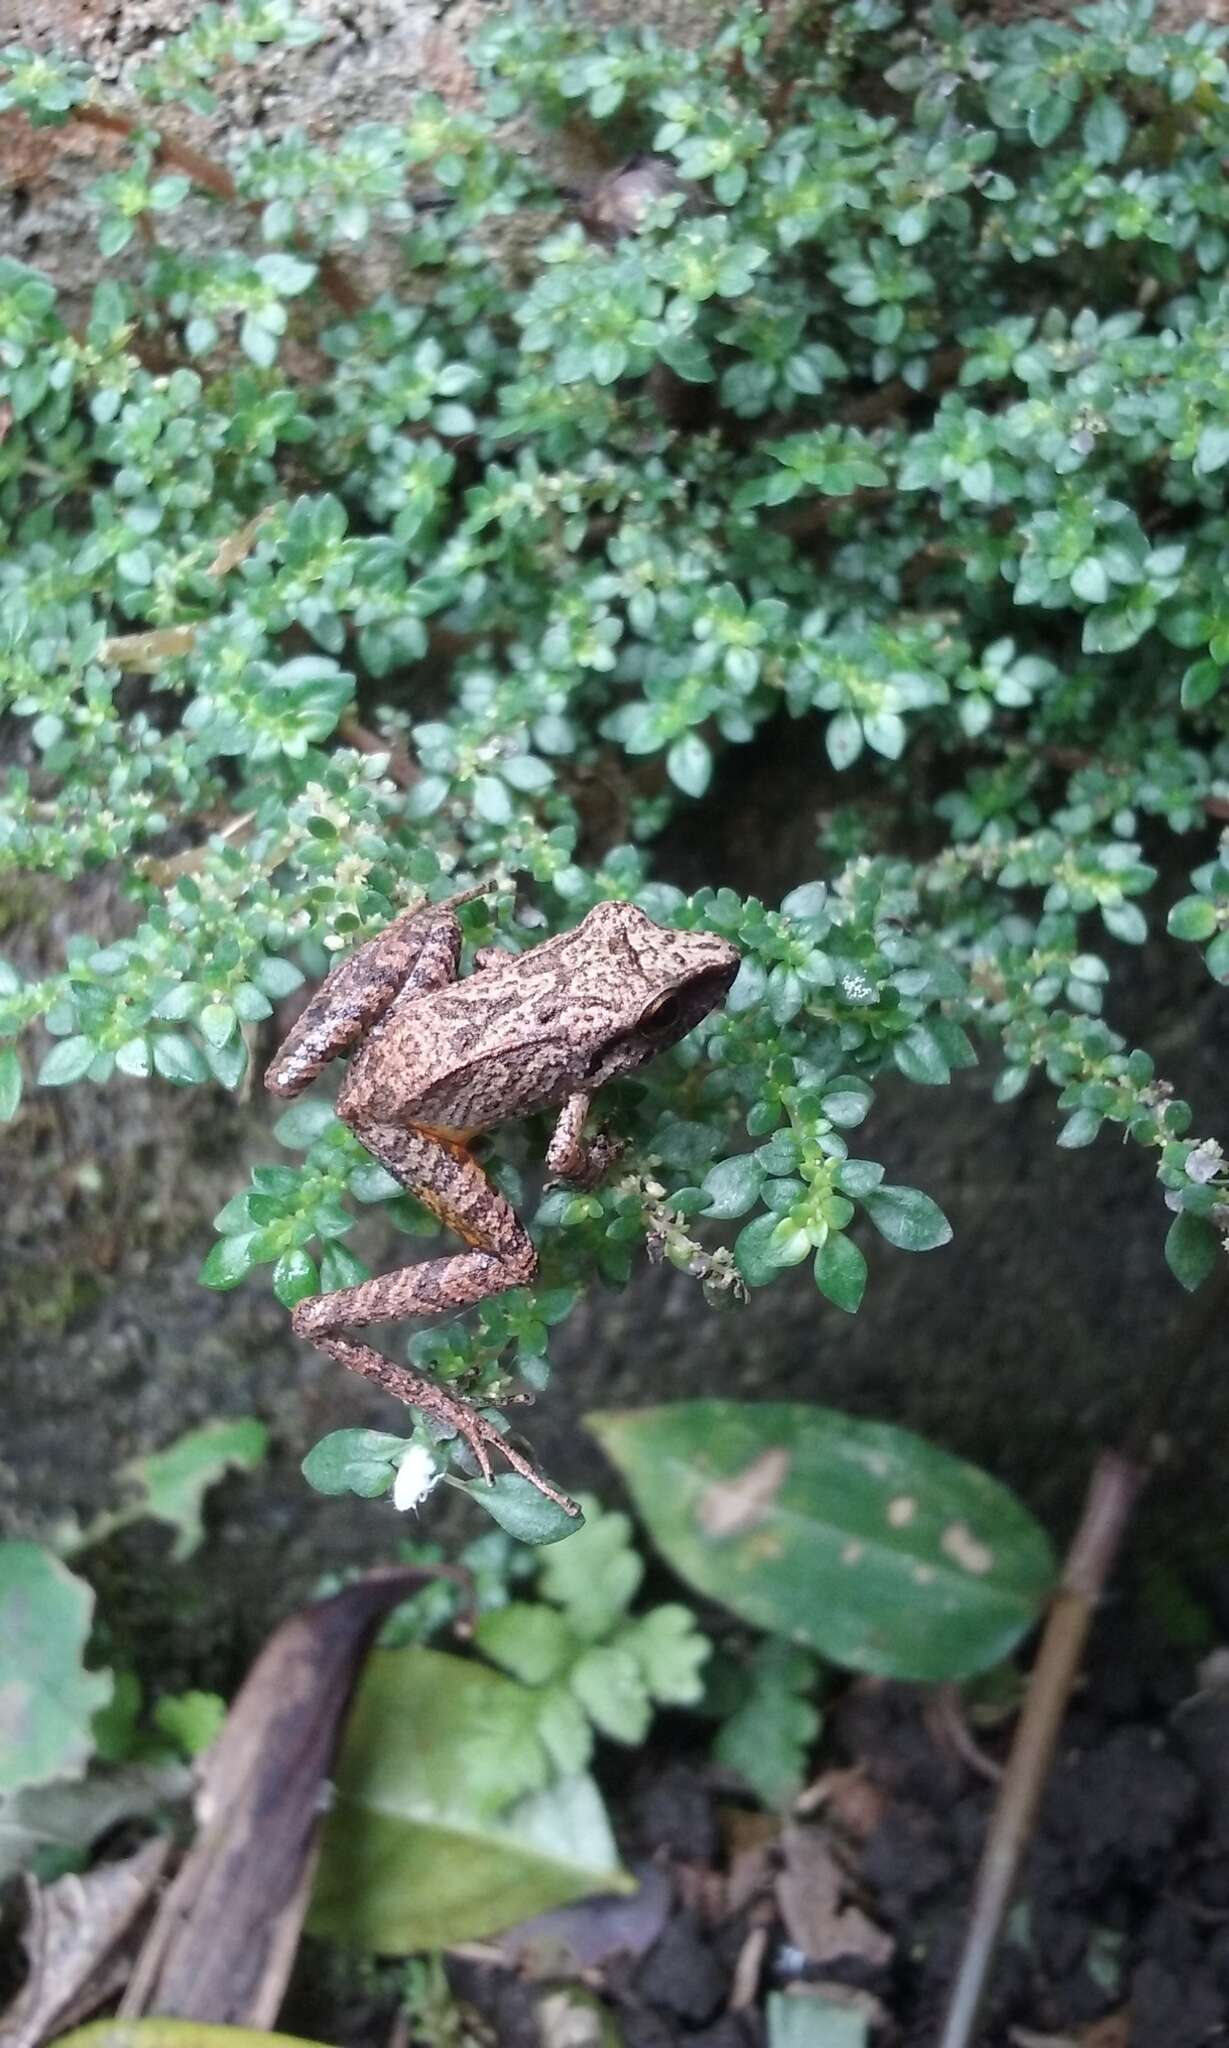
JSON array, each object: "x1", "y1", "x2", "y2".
[{"x1": 574, "y1": 901, "x2": 740, "y2": 1084}]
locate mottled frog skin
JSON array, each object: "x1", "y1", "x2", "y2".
[{"x1": 265, "y1": 894, "x2": 740, "y2": 1510}]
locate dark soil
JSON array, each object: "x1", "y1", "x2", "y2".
[{"x1": 272, "y1": 1598, "x2": 1229, "y2": 2047}]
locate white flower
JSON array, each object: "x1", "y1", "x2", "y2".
[
  {"x1": 1187, "y1": 1139, "x2": 1224, "y2": 1186},
  {"x1": 392, "y1": 1442, "x2": 442, "y2": 1512}
]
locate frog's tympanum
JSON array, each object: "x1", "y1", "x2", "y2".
[{"x1": 265, "y1": 894, "x2": 740, "y2": 1510}]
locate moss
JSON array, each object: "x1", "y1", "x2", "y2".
[{"x1": 1, "y1": 1260, "x2": 105, "y2": 1338}]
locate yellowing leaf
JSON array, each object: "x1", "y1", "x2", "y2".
[{"x1": 310, "y1": 1647, "x2": 631, "y2": 1951}]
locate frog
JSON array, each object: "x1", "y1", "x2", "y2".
[{"x1": 264, "y1": 886, "x2": 740, "y2": 1513}]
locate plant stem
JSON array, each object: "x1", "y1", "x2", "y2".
[
  {"x1": 936, "y1": 1449, "x2": 1145, "y2": 2048},
  {"x1": 937, "y1": 1264, "x2": 1229, "y2": 2047}
]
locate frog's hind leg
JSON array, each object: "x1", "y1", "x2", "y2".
[
  {"x1": 264, "y1": 905, "x2": 463, "y2": 1099},
  {"x1": 291, "y1": 1120, "x2": 578, "y2": 1515}
]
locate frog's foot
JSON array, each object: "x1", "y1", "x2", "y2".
[
  {"x1": 546, "y1": 1093, "x2": 626, "y2": 1190},
  {"x1": 548, "y1": 1131, "x2": 625, "y2": 1192},
  {"x1": 298, "y1": 1323, "x2": 580, "y2": 1516}
]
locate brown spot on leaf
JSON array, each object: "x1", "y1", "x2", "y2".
[
  {"x1": 940, "y1": 1521, "x2": 994, "y2": 1575},
  {"x1": 841, "y1": 1541, "x2": 864, "y2": 1566},
  {"x1": 887, "y1": 1494, "x2": 917, "y2": 1528},
  {"x1": 695, "y1": 1446, "x2": 790, "y2": 1538}
]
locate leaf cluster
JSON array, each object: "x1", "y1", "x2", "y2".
[{"x1": 1, "y1": 0, "x2": 1227, "y2": 1488}]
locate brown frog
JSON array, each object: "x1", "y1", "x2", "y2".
[{"x1": 265, "y1": 888, "x2": 740, "y2": 1511}]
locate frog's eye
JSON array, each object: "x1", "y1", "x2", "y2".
[{"x1": 639, "y1": 990, "x2": 685, "y2": 1036}]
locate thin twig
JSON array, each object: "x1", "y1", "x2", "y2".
[
  {"x1": 936, "y1": 1450, "x2": 1146, "y2": 2048},
  {"x1": 938, "y1": 1265, "x2": 1229, "y2": 2047},
  {"x1": 925, "y1": 1682, "x2": 1003, "y2": 1786}
]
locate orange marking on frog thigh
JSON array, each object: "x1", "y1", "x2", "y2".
[
  {"x1": 404, "y1": 1121, "x2": 493, "y2": 1245},
  {"x1": 412, "y1": 1184, "x2": 488, "y2": 1244},
  {"x1": 410, "y1": 1121, "x2": 481, "y2": 1149}
]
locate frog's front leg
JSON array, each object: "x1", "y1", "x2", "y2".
[
  {"x1": 546, "y1": 1091, "x2": 625, "y2": 1190},
  {"x1": 264, "y1": 905, "x2": 464, "y2": 1099},
  {"x1": 291, "y1": 1119, "x2": 579, "y2": 1515}
]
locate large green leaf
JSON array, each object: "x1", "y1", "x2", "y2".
[
  {"x1": 0, "y1": 1542, "x2": 112, "y2": 1793},
  {"x1": 588, "y1": 1402, "x2": 1055, "y2": 1683},
  {"x1": 310, "y1": 1647, "x2": 632, "y2": 1952}
]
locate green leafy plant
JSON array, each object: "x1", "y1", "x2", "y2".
[
  {"x1": 472, "y1": 1493, "x2": 710, "y2": 1761},
  {"x1": 0, "y1": 1420, "x2": 263, "y2": 1822},
  {"x1": 3, "y1": 0, "x2": 1228, "y2": 1629},
  {"x1": 709, "y1": 1636, "x2": 824, "y2": 1811},
  {"x1": 310, "y1": 1645, "x2": 632, "y2": 1952}
]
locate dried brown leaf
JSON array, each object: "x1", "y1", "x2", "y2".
[
  {"x1": 0, "y1": 1838, "x2": 169, "y2": 2048},
  {"x1": 120, "y1": 1567, "x2": 433, "y2": 2027},
  {"x1": 774, "y1": 1825, "x2": 892, "y2": 1971}
]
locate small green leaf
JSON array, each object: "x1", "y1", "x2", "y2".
[
  {"x1": 37, "y1": 1035, "x2": 95, "y2": 1086},
  {"x1": 452, "y1": 1474, "x2": 583, "y2": 1546},
  {"x1": 0, "y1": 1047, "x2": 22, "y2": 1121},
  {"x1": 199, "y1": 1001, "x2": 237, "y2": 1048},
  {"x1": 1168, "y1": 896, "x2": 1218, "y2": 941},
  {"x1": 153, "y1": 1032, "x2": 209, "y2": 1085},
  {"x1": 623, "y1": 1603, "x2": 710, "y2": 1704},
  {"x1": 153, "y1": 1689, "x2": 226, "y2": 1758},
  {"x1": 826, "y1": 711, "x2": 863, "y2": 771},
  {"x1": 1180, "y1": 660, "x2": 1222, "y2": 711},
  {"x1": 116, "y1": 1036, "x2": 153, "y2": 1078},
  {"x1": 735, "y1": 1211, "x2": 790, "y2": 1285},
  {"x1": 472, "y1": 774, "x2": 513, "y2": 824},
  {"x1": 1205, "y1": 929, "x2": 1229, "y2": 984},
  {"x1": 253, "y1": 954, "x2": 306, "y2": 1000},
  {"x1": 893, "y1": 1023, "x2": 950, "y2": 1086},
  {"x1": 1082, "y1": 96, "x2": 1129, "y2": 166},
  {"x1": 666, "y1": 733, "x2": 713, "y2": 798},
  {"x1": 1057, "y1": 1108, "x2": 1102, "y2": 1149},
  {"x1": 320, "y1": 1241, "x2": 370, "y2": 1290},
  {"x1": 538, "y1": 1497, "x2": 642, "y2": 1635},
  {"x1": 570, "y1": 1643, "x2": 650, "y2": 1743},
  {"x1": 861, "y1": 1186, "x2": 952, "y2": 1252},
  {"x1": 475, "y1": 1603, "x2": 578, "y2": 1686},
  {"x1": 1165, "y1": 1211, "x2": 1220, "y2": 1293},
  {"x1": 814, "y1": 1232, "x2": 867, "y2": 1313},
  {"x1": 702, "y1": 1154, "x2": 764, "y2": 1219},
  {"x1": 199, "y1": 1230, "x2": 262, "y2": 1289},
  {"x1": 1027, "y1": 95, "x2": 1073, "y2": 147},
  {"x1": 1195, "y1": 424, "x2": 1229, "y2": 477},
  {"x1": 301, "y1": 1428, "x2": 408, "y2": 1499},
  {"x1": 273, "y1": 1247, "x2": 319, "y2": 1307},
  {"x1": 1102, "y1": 900, "x2": 1147, "y2": 945},
  {"x1": 713, "y1": 1640, "x2": 820, "y2": 1809},
  {"x1": 256, "y1": 250, "x2": 317, "y2": 295}
]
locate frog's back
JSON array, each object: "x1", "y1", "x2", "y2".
[{"x1": 336, "y1": 926, "x2": 610, "y2": 1134}]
